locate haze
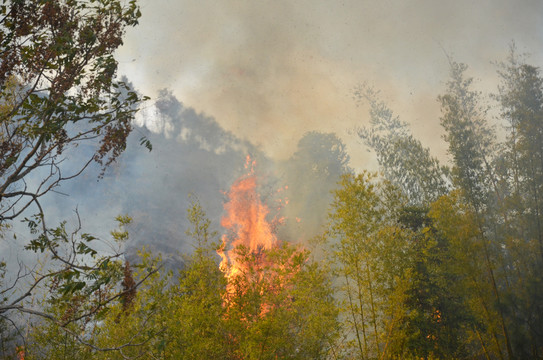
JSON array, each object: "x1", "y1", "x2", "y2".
[{"x1": 117, "y1": 0, "x2": 543, "y2": 170}]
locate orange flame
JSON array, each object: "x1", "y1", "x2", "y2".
[
  {"x1": 218, "y1": 158, "x2": 279, "y2": 288},
  {"x1": 218, "y1": 159, "x2": 309, "y2": 325},
  {"x1": 16, "y1": 346, "x2": 24, "y2": 360}
]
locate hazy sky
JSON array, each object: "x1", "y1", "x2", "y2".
[{"x1": 116, "y1": 0, "x2": 543, "y2": 170}]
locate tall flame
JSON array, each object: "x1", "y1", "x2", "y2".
[{"x1": 218, "y1": 156, "x2": 279, "y2": 292}]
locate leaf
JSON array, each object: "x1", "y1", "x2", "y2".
[
  {"x1": 76, "y1": 242, "x2": 98, "y2": 257},
  {"x1": 61, "y1": 281, "x2": 86, "y2": 295},
  {"x1": 139, "y1": 136, "x2": 152, "y2": 151},
  {"x1": 157, "y1": 339, "x2": 166, "y2": 352}
]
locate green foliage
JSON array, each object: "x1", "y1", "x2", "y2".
[
  {"x1": 433, "y1": 52, "x2": 543, "y2": 358},
  {"x1": 438, "y1": 61, "x2": 496, "y2": 210},
  {"x1": 494, "y1": 46, "x2": 543, "y2": 358},
  {"x1": 4, "y1": 21, "x2": 543, "y2": 359},
  {"x1": 0, "y1": 261, "x2": 17, "y2": 359},
  {"x1": 0, "y1": 0, "x2": 152, "y2": 355},
  {"x1": 398, "y1": 205, "x2": 472, "y2": 359},
  {"x1": 22, "y1": 217, "x2": 157, "y2": 359},
  {"x1": 224, "y1": 242, "x2": 339, "y2": 360},
  {"x1": 90, "y1": 250, "x2": 166, "y2": 360},
  {"x1": 355, "y1": 86, "x2": 450, "y2": 205},
  {"x1": 324, "y1": 173, "x2": 473, "y2": 359},
  {"x1": 280, "y1": 131, "x2": 352, "y2": 241},
  {"x1": 429, "y1": 192, "x2": 507, "y2": 358},
  {"x1": 159, "y1": 200, "x2": 229, "y2": 360},
  {"x1": 85, "y1": 200, "x2": 339, "y2": 359},
  {"x1": 325, "y1": 172, "x2": 407, "y2": 358},
  {"x1": 0, "y1": 0, "x2": 148, "y2": 223}
]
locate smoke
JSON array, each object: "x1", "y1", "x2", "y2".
[
  {"x1": 116, "y1": 0, "x2": 543, "y2": 168},
  {"x1": 4, "y1": 0, "x2": 543, "y2": 275},
  {"x1": 5, "y1": 88, "x2": 345, "y2": 273}
]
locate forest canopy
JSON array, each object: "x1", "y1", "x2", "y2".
[{"x1": 1, "y1": 0, "x2": 543, "y2": 359}]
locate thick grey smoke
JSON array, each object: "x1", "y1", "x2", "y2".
[
  {"x1": 9, "y1": 89, "x2": 349, "y2": 271},
  {"x1": 116, "y1": 0, "x2": 543, "y2": 169},
  {"x1": 41, "y1": 91, "x2": 255, "y2": 265}
]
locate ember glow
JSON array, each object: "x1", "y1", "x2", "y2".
[
  {"x1": 217, "y1": 157, "x2": 279, "y2": 293},
  {"x1": 16, "y1": 346, "x2": 24, "y2": 360}
]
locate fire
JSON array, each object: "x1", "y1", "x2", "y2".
[
  {"x1": 217, "y1": 157, "x2": 279, "y2": 290},
  {"x1": 16, "y1": 346, "x2": 24, "y2": 360},
  {"x1": 218, "y1": 155, "x2": 307, "y2": 323},
  {"x1": 217, "y1": 157, "x2": 311, "y2": 333}
]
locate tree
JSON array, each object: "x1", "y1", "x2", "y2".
[
  {"x1": 429, "y1": 192, "x2": 515, "y2": 359},
  {"x1": 158, "y1": 199, "x2": 229, "y2": 360},
  {"x1": 324, "y1": 172, "x2": 408, "y2": 359},
  {"x1": 0, "y1": 260, "x2": 19, "y2": 359},
  {"x1": 21, "y1": 216, "x2": 159, "y2": 359},
  {"x1": 0, "y1": 0, "x2": 151, "y2": 353},
  {"x1": 495, "y1": 47, "x2": 543, "y2": 358},
  {"x1": 397, "y1": 205, "x2": 472, "y2": 359},
  {"x1": 438, "y1": 61, "x2": 497, "y2": 211},
  {"x1": 438, "y1": 60, "x2": 516, "y2": 359},
  {"x1": 90, "y1": 199, "x2": 339, "y2": 360},
  {"x1": 325, "y1": 172, "x2": 474, "y2": 359},
  {"x1": 0, "y1": 0, "x2": 147, "y2": 222},
  {"x1": 280, "y1": 131, "x2": 351, "y2": 242},
  {"x1": 497, "y1": 48, "x2": 543, "y2": 261},
  {"x1": 355, "y1": 86, "x2": 450, "y2": 205},
  {"x1": 88, "y1": 250, "x2": 168, "y2": 360},
  {"x1": 222, "y1": 242, "x2": 339, "y2": 360}
]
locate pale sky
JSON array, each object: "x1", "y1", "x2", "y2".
[{"x1": 116, "y1": 0, "x2": 543, "y2": 170}]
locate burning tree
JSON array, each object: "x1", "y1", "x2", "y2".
[
  {"x1": 77, "y1": 194, "x2": 338, "y2": 359},
  {"x1": 217, "y1": 158, "x2": 340, "y2": 359},
  {"x1": 218, "y1": 157, "x2": 280, "y2": 299},
  {"x1": 222, "y1": 242, "x2": 339, "y2": 360}
]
